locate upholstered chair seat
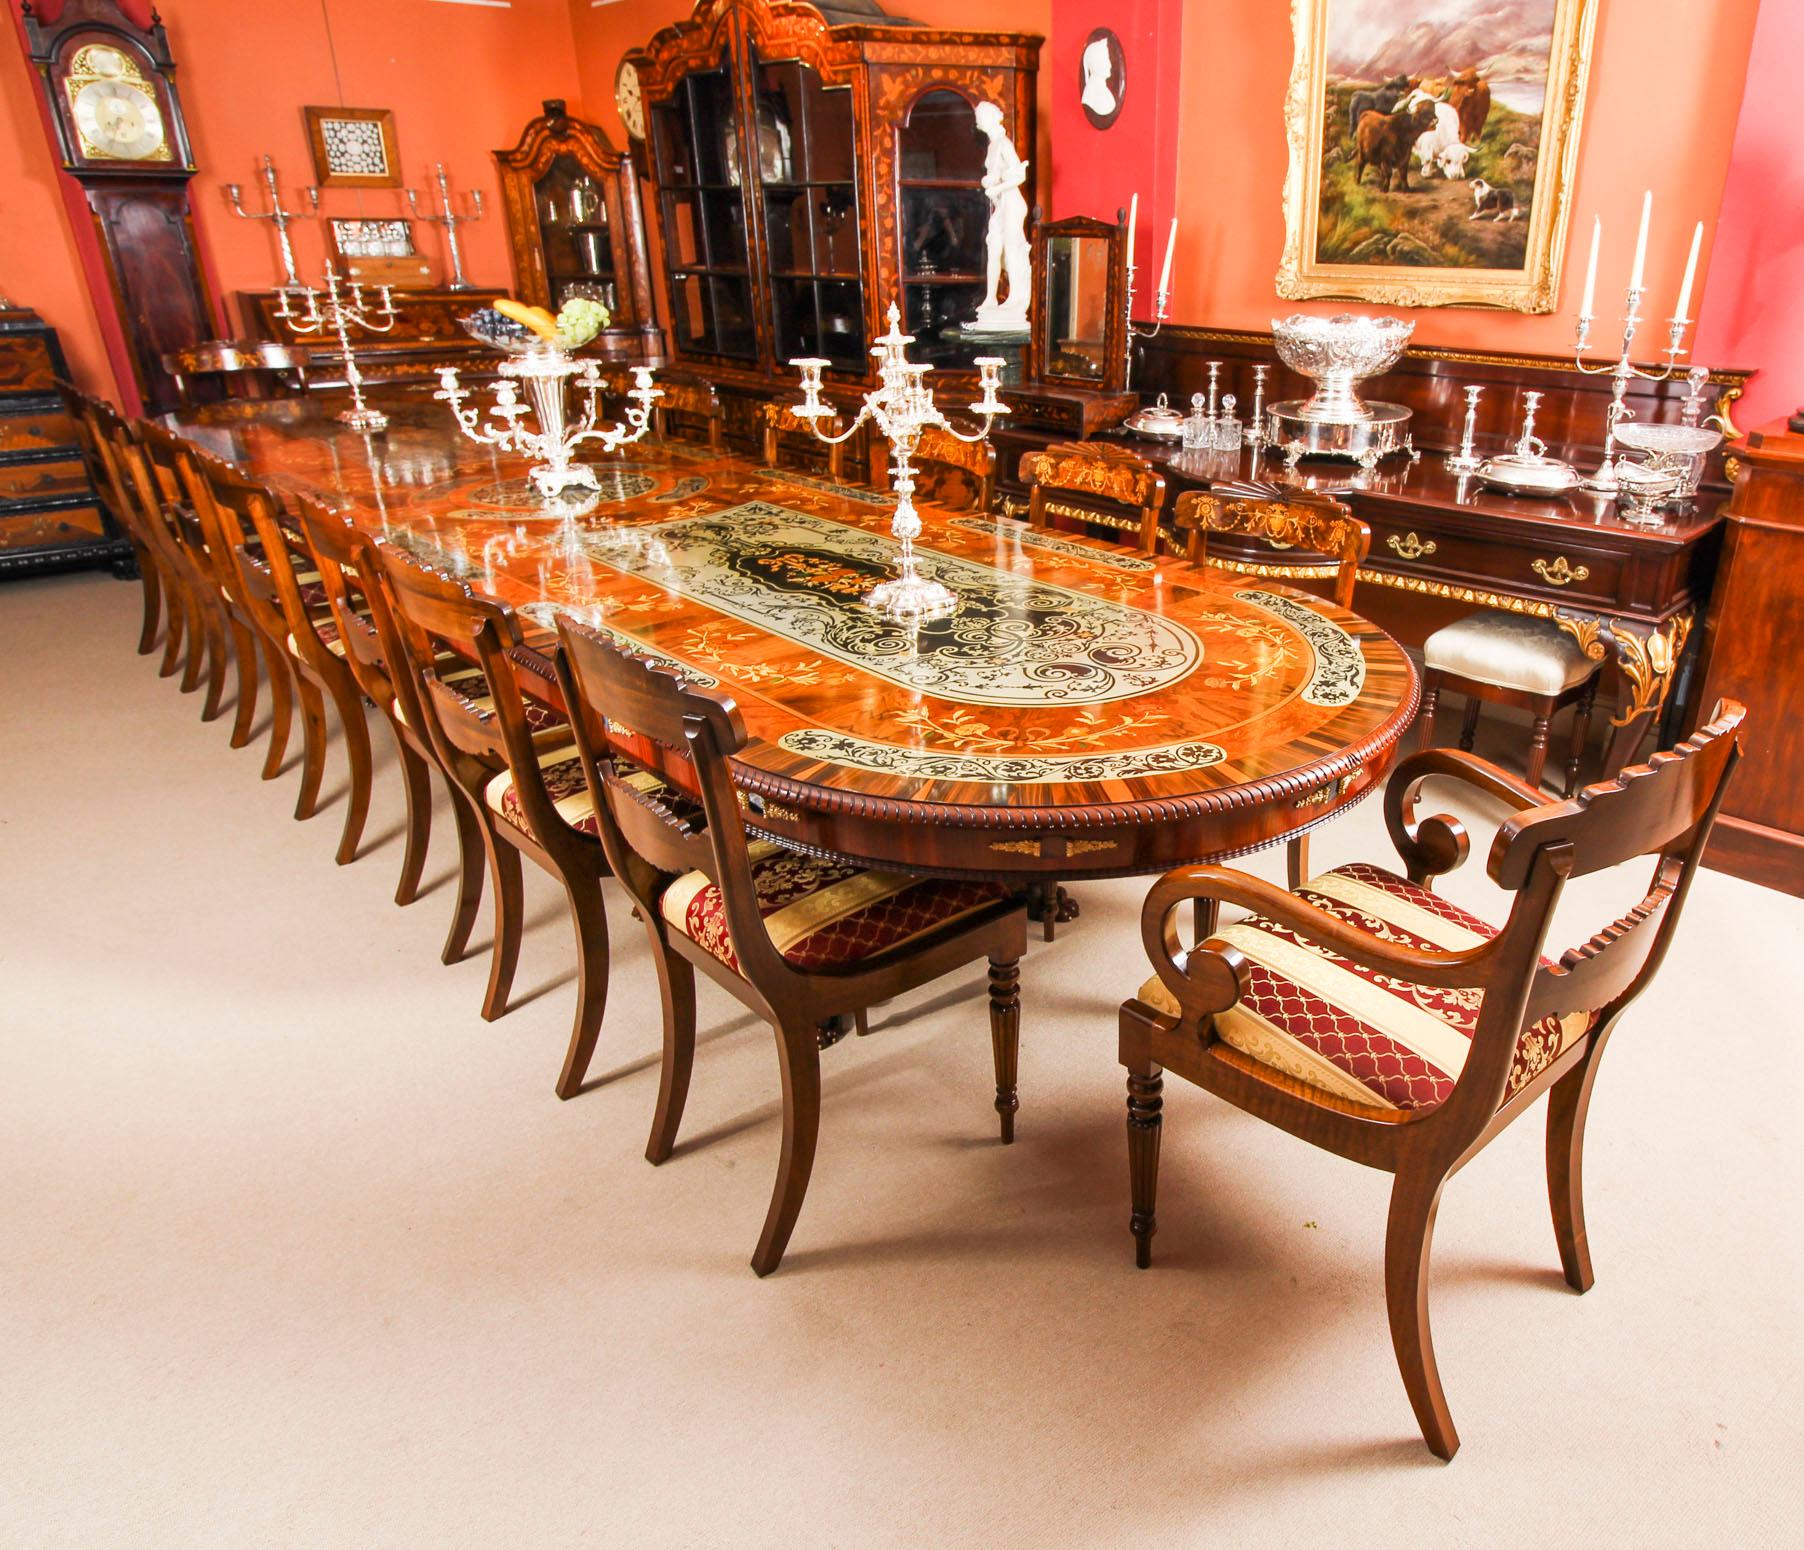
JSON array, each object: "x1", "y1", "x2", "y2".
[
  {"x1": 661, "y1": 840, "x2": 1012, "y2": 976},
  {"x1": 1136, "y1": 861, "x2": 1591, "y2": 1113},
  {"x1": 485, "y1": 743, "x2": 665, "y2": 841},
  {"x1": 1424, "y1": 611, "x2": 1598, "y2": 696}
]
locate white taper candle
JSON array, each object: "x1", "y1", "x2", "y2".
[
  {"x1": 1630, "y1": 189, "x2": 1651, "y2": 292},
  {"x1": 1580, "y1": 216, "x2": 1599, "y2": 318},
  {"x1": 1674, "y1": 221, "x2": 1703, "y2": 322},
  {"x1": 1126, "y1": 192, "x2": 1138, "y2": 269},
  {"x1": 1159, "y1": 218, "x2": 1177, "y2": 297}
]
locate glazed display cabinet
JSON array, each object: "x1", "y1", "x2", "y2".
[
  {"x1": 493, "y1": 100, "x2": 661, "y2": 360},
  {"x1": 628, "y1": 0, "x2": 1040, "y2": 389}
]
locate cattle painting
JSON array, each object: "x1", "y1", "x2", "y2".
[{"x1": 1282, "y1": 0, "x2": 1596, "y2": 310}]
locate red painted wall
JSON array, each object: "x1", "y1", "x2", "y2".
[
  {"x1": 1, "y1": 0, "x2": 587, "y2": 401},
  {"x1": 1693, "y1": 0, "x2": 1804, "y2": 431}
]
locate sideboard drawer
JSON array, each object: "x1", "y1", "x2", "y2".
[{"x1": 1367, "y1": 517, "x2": 1626, "y2": 609}]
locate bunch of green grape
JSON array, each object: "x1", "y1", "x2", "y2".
[{"x1": 556, "y1": 296, "x2": 612, "y2": 350}]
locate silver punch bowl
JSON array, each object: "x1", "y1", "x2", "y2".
[{"x1": 1272, "y1": 312, "x2": 1415, "y2": 423}]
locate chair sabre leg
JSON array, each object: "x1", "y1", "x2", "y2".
[
  {"x1": 1384, "y1": 1169, "x2": 1459, "y2": 1460},
  {"x1": 644, "y1": 941, "x2": 697, "y2": 1164},
  {"x1": 1546, "y1": 1032, "x2": 1610, "y2": 1294},
  {"x1": 1126, "y1": 1062, "x2": 1163, "y2": 1269},
  {"x1": 554, "y1": 880, "x2": 610, "y2": 1100},
  {"x1": 440, "y1": 787, "x2": 486, "y2": 966},
  {"x1": 987, "y1": 956, "x2": 1021, "y2": 1144},
  {"x1": 751, "y1": 1019, "x2": 822, "y2": 1277}
]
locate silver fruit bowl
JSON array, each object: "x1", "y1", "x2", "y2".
[
  {"x1": 1272, "y1": 312, "x2": 1415, "y2": 423},
  {"x1": 1612, "y1": 422, "x2": 1722, "y2": 457}
]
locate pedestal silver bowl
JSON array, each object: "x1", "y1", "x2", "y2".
[{"x1": 1272, "y1": 312, "x2": 1415, "y2": 423}]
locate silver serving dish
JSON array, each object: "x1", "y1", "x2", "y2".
[
  {"x1": 1615, "y1": 459, "x2": 1684, "y2": 523},
  {"x1": 1614, "y1": 420, "x2": 1722, "y2": 499},
  {"x1": 1272, "y1": 312, "x2": 1415, "y2": 423},
  {"x1": 1477, "y1": 448, "x2": 1581, "y2": 496},
  {"x1": 1124, "y1": 392, "x2": 1186, "y2": 440}
]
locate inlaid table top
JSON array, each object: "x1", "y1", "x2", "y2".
[{"x1": 168, "y1": 394, "x2": 1418, "y2": 880}]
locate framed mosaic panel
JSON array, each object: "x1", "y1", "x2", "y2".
[
  {"x1": 1277, "y1": 0, "x2": 1599, "y2": 312},
  {"x1": 303, "y1": 105, "x2": 400, "y2": 189}
]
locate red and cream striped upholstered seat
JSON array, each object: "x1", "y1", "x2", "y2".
[
  {"x1": 1138, "y1": 862, "x2": 1593, "y2": 1113},
  {"x1": 661, "y1": 840, "x2": 1011, "y2": 975}
]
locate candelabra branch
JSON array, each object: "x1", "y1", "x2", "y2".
[{"x1": 1124, "y1": 260, "x2": 1170, "y2": 393}]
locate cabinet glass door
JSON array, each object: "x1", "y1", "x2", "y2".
[
  {"x1": 897, "y1": 90, "x2": 990, "y2": 371},
  {"x1": 753, "y1": 52, "x2": 865, "y2": 374},
  {"x1": 651, "y1": 53, "x2": 757, "y2": 361},
  {"x1": 534, "y1": 154, "x2": 617, "y2": 313}
]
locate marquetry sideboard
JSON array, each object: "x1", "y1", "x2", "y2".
[
  {"x1": 238, "y1": 286, "x2": 508, "y2": 389},
  {"x1": 1694, "y1": 419, "x2": 1804, "y2": 895},
  {"x1": 0, "y1": 305, "x2": 126, "y2": 579}
]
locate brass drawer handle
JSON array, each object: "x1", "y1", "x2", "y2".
[
  {"x1": 1531, "y1": 555, "x2": 1589, "y2": 587},
  {"x1": 1387, "y1": 531, "x2": 1436, "y2": 560}
]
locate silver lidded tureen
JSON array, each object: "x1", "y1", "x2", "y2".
[{"x1": 1268, "y1": 312, "x2": 1415, "y2": 467}]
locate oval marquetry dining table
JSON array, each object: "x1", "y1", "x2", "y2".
[{"x1": 167, "y1": 394, "x2": 1419, "y2": 897}]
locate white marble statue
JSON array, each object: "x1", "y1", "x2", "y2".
[{"x1": 969, "y1": 101, "x2": 1031, "y2": 334}]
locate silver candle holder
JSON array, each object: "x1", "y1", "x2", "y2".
[
  {"x1": 436, "y1": 353, "x2": 660, "y2": 500},
  {"x1": 1124, "y1": 260, "x2": 1171, "y2": 393},
  {"x1": 276, "y1": 263, "x2": 398, "y2": 431},
  {"x1": 791, "y1": 301, "x2": 1008, "y2": 623},
  {"x1": 1446, "y1": 384, "x2": 1484, "y2": 473},
  {"x1": 1245, "y1": 363, "x2": 1270, "y2": 449},
  {"x1": 406, "y1": 163, "x2": 485, "y2": 291},
  {"x1": 224, "y1": 154, "x2": 319, "y2": 289}
]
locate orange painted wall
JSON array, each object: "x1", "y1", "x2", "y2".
[
  {"x1": 1, "y1": 0, "x2": 589, "y2": 400},
  {"x1": 1170, "y1": 0, "x2": 1766, "y2": 358}
]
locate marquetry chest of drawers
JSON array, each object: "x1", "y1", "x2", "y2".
[{"x1": 0, "y1": 306, "x2": 125, "y2": 579}]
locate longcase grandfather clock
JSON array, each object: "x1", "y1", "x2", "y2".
[{"x1": 20, "y1": 0, "x2": 217, "y2": 414}]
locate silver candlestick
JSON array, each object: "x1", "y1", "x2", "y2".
[
  {"x1": 1446, "y1": 384, "x2": 1484, "y2": 473},
  {"x1": 1245, "y1": 363, "x2": 1270, "y2": 449},
  {"x1": 406, "y1": 163, "x2": 485, "y2": 291},
  {"x1": 276, "y1": 263, "x2": 398, "y2": 431},
  {"x1": 437, "y1": 354, "x2": 660, "y2": 500},
  {"x1": 1516, "y1": 390, "x2": 1545, "y2": 454},
  {"x1": 1124, "y1": 261, "x2": 1171, "y2": 393},
  {"x1": 791, "y1": 301, "x2": 1008, "y2": 623},
  {"x1": 224, "y1": 154, "x2": 319, "y2": 289}
]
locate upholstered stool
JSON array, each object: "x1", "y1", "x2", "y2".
[{"x1": 1419, "y1": 610, "x2": 1601, "y2": 794}]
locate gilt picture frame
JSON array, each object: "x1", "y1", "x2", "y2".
[
  {"x1": 303, "y1": 106, "x2": 401, "y2": 189},
  {"x1": 1277, "y1": 0, "x2": 1600, "y2": 312}
]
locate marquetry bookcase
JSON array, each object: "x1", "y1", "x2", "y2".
[
  {"x1": 493, "y1": 100, "x2": 661, "y2": 361},
  {"x1": 626, "y1": 0, "x2": 1041, "y2": 437}
]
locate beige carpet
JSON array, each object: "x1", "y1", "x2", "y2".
[{"x1": 4, "y1": 570, "x2": 1801, "y2": 1548}]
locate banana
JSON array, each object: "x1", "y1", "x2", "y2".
[{"x1": 494, "y1": 297, "x2": 560, "y2": 342}]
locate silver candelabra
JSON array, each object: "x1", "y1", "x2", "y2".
[
  {"x1": 225, "y1": 154, "x2": 319, "y2": 289},
  {"x1": 276, "y1": 263, "x2": 398, "y2": 431},
  {"x1": 437, "y1": 352, "x2": 660, "y2": 500},
  {"x1": 406, "y1": 163, "x2": 484, "y2": 291},
  {"x1": 1124, "y1": 260, "x2": 1171, "y2": 393},
  {"x1": 790, "y1": 301, "x2": 1008, "y2": 623}
]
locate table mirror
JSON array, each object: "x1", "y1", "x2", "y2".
[{"x1": 1029, "y1": 214, "x2": 1127, "y2": 394}]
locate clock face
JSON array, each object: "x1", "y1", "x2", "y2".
[
  {"x1": 615, "y1": 59, "x2": 646, "y2": 143},
  {"x1": 62, "y1": 43, "x2": 171, "y2": 163}
]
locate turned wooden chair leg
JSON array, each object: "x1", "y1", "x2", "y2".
[
  {"x1": 1458, "y1": 696, "x2": 1481, "y2": 752},
  {"x1": 391, "y1": 735, "x2": 434, "y2": 907},
  {"x1": 479, "y1": 831, "x2": 525, "y2": 1022},
  {"x1": 554, "y1": 879, "x2": 611, "y2": 1100},
  {"x1": 1418, "y1": 672, "x2": 1441, "y2": 749},
  {"x1": 988, "y1": 956, "x2": 1021, "y2": 1143},
  {"x1": 440, "y1": 786, "x2": 487, "y2": 966},
  {"x1": 226, "y1": 619, "x2": 260, "y2": 750},
  {"x1": 1286, "y1": 832, "x2": 1311, "y2": 890},
  {"x1": 751, "y1": 1018, "x2": 824, "y2": 1277},
  {"x1": 1525, "y1": 707, "x2": 1553, "y2": 792},
  {"x1": 644, "y1": 937, "x2": 697, "y2": 1164},
  {"x1": 291, "y1": 675, "x2": 330, "y2": 820},
  {"x1": 1126, "y1": 1061, "x2": 1164, "y2": 1269},
  {"x1": 329, "y1": 680, "x2": 374, "y2": 865},
  {"x1": 1384, "y1": 1167, "x2": 1460, "y2": 1460},
  {"x1": 1546, "y1": 1029, "x2": 1612, "y2": 1294},
  {"x1": 259, "y1": 644, "x2": 294, "y2": 781},
  {"x1": 1565, "y1": 680, "x2": 1598, "y2": 797}
]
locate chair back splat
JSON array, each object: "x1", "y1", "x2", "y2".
[{"x1": 1173, "y1": 484, "x2": 1370, "y2": 609}]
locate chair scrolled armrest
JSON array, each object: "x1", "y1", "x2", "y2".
[
  {"x1": 1382, "y1": 748, "x2": 1551, "y2": 884},
  {"x1": 1140, "y1": 864, "x2": 1492, "y2": 1027}
]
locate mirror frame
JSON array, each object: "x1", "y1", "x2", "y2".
[{"x1": 1028, "y1": 213, "x2": 1128, "y2": 394}]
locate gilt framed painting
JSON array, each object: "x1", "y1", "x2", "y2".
[{"x1": 1278, "y1": 0, "x2": 1600, "y2": 311}]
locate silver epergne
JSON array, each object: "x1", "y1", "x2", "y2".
[
  {"x1": 790, "y1": 301, "x2": 1008, "y2": 623},
  {"x1": 406, "y1": 163, "x2": 485, "y2": 291},
  {"x1": 276, "y1": 263, "x2": 397, "y2": 431},
  {"x1": 437, "y1": 351, "x2": 660, "y2": 500},
  {"x1": 224, "y1": 154, "x2": 319, "y2": 289}
]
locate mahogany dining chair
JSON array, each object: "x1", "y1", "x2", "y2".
[
  {"x1": 1119, "y1": 702, "x2": 1745, "y2": 1458},
  {"x1": 1020, "y1": 440, "x2": 1166, "y2": 554},
  {"x1": 552, "y1": 615, "x2": 1030, "y2": 1276}
]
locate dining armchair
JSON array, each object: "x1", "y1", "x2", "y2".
[
  {"x1": 552, "y1": 615, "x2": 1029, "y2": 1277},
  {"x1": 1020, "y1": 440, "x2": 1166, "y2": 554},
  {"x1": 374, "y1": 543, "x2": 621, "y2": 1100},
  {"x1": 1174, "y1": 485, "x2": 1372, "y2": 891},
  {"x1": 872, "y1": 423, "x2": 996, "y2": 514},
  {"x1": 1119, "y1": 702, "x2": 1745, "y2": 1458}
]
